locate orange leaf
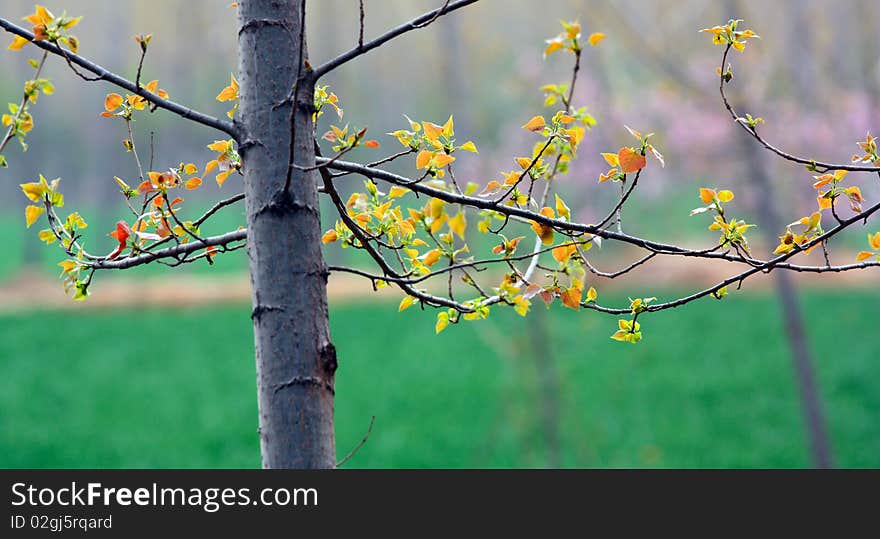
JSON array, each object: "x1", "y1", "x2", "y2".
[
  {"x1": 552, "y1": 244, "x2": 576, "y2": 263},
  {"x1": 588, "y1": 32, "x2": 606, "y2": 46},
  {"x1": 699, "y1": 188, "x2": 716, "y2": 204},
  {"x1": 322, "y1": 229, "x2": 338, "y2": 244},
  {"x1": 104, "y1": 93, "x2": 123, "y2": 111},
  {"x1": 560, "y1": 287, "x2": 582, "y2": 310},
  {"x1": 543, "y1": 39, "x2": 564, "y2": 57},
  {"x1": 618, "y1": 147, "x2": 646, "y2": 174},
  {"x1": 516, "y1": 157, "x2": 534, "y2": 169},
  {"x1": 185, "y1": 177, "x2": 202, "y2": 190},
  {"x1": 423, "y1": 249, "x2": 441, "y2": 266},
  {"x1": 107, "y1": 221, "x2": 131, "y2": 259},
  {"x1": 522, "y1": 115, "x2": 546, "y2": 132}
]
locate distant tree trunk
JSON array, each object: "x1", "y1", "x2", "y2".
[
  {"x1": 730, "y1": 0, "x2": 833, "y2": 470},
  {"x1": 737, "y1": 132, "x2": 834, "y2": 469},
  {"x1": 238, "y1": 1, "x2": 337, "y2": 469}
]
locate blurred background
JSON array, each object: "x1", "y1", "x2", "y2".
[{"x1": 0, "y1": 0, "x2": 878, "y2": 468}]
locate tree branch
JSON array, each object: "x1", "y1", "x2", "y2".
[
  {"x1": 87, "y1": 229, "x2": 246, "y2": 270},
  {"x1": 319, "y1": 157, "x2": 760, "y2": 263},
  {"x1": 0, "y1": 18, "x2": 238, "y2": 138},
  {"x1": 718, "y1": 44, "x2": 878, "y2": 173},
  {"x1": 312, "y1": 0, "x2": 480, "y2": 78}
]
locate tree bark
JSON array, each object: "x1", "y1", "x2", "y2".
[{"x1": 238, "y1": 0, "x2": 337, "y2": 469}]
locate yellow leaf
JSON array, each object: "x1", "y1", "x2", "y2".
[
  {"x1": 423, "y1": 249, "x2": 441, "y2": 266},
  {"x1": 373, "y1": 200, "x2": 393, "y2": 219},
  {"x1": 8, "y1": 35, "x2": 29, "y2": 51},
  {"x1": 522, "y1": 115, "x2": 546, "y2": 132},
  {"x1": 216, "y1": 169, "x2": 232, "y2": 187},
  {"x1": 20, "y1": 182, "x2": 45, "y2": 202},
  {"x1": 586, "y1": 286, "x2": 597, "y2": 303},
  {"x1": 448, "y1": 212, "x2": 466, "y2": 240},
  {"x1": 552, "y1": 243, "x2": 576, "y2": 263},
  {"x1": 58, "y1": 260, "x2": 77, "y2": 275},
  {"x1": 699, "y1": 188, "x2": 716, "y2": 204},
  {"x1": 430, "y1": 213, "x2": 448, "y2": 234},
  {"x1": 184, "y1": 163, "x2": 198, "y2": 175},
  {"x1": 442, "y1": 115, "x2": 454, "y2": 137},
  {"x1": 403, "y1": 114, "x2": 420, "y2": 131},
  {"x1": 588, "y1": 32, "x2": 605, "y2": 46},
  {"x1": 432, "y1": 153, "x2": 455, "y2": 168},
  {"x1": 399, "y1": 296, "x2": 415, "y2": 312},
  {"x1": 516, "y1": 157, "x2": 534, "y2": 169},
  {"x1": 601, "y1": 152, "x2": 619, "y2": 167},
  {"x1": 531, "y1": 208, "x2": 555, "y2": 245},
  {"x1": 555, "y1": 194, "x2": 571, "y2": 220},
  {"x1": 25, "y1": 204, "x2": 45, "y2": 228},
  {"x1": 422, "y1": 121, "x2": 443, "y2": 142},
  {"x1": 774, "y1": 243, "x2": 793, "y2": 255},
  {"x1": 869, "y1": 232, "x2": 880, "y2": 251},
  {"x1": 460, "y1": 140, "x2": 478, "y2": 153},
  {"x1": 618, "y1": 147, "x2": 646, "y2": 174},
  {"x1": 435, "y1": 312, "x2": 449, "y2": 334},
  {"x1": 207, "y1": 140, "x2": 229, "y2": 152},
  {"x1": 388, "y1": 186, "x2": 408, "y2": 198},
  {"x1": 322, "y1": 229, "x2": 338, "y2": 244},
  {"x1": 38, "y1": 229, "x2": 56, "y2": 244},
  {"x1": 717, "y1": 190, "x2": 734, "y2": 203},
  {"x1": 856, "y1": 251, "x2": 873, "y2": 261},
  {"x1": 563, "y1": 126, "x2": 585, "y2": 149},
  {"x1": 513, "y1": 296, "x2": 530, "y2": 317},
  {"x1": 610, "y1": 330, "x2": 631, "y2": 342},
  {"x1": 215, "y1": 76, "x2": 239, "y2": 102},
  {"x1": 416, "y1": 150, "x2": 434, "y2": 169},
  {"x1": 29, "y1": 6, "x2": 54, "y2": 25}
]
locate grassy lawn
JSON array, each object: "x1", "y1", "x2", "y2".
[{"x1": 0, "y1": 289, "x2": 877, "y2": 468}]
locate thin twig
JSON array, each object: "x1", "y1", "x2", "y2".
[
  {"x1": 313, "y1": 0, "x2": 479, "y2": 78},
  {"x1": 0, "y1": 18, "x2": 236, "y2": 137},
  {"x1": 336, "y1": 415, "x2": 376, "y2": 468}
]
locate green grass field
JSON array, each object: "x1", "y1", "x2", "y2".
[{"x1": 0, "y1": 289, "x2": 877, "y2": 468}]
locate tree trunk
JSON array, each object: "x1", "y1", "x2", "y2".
[
  {"x1": 238, "y1": 1, "x2": 337, "y2": 469},
  {"x1": 737, "y1": 124, "x2": 834, "y2": 469}
]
